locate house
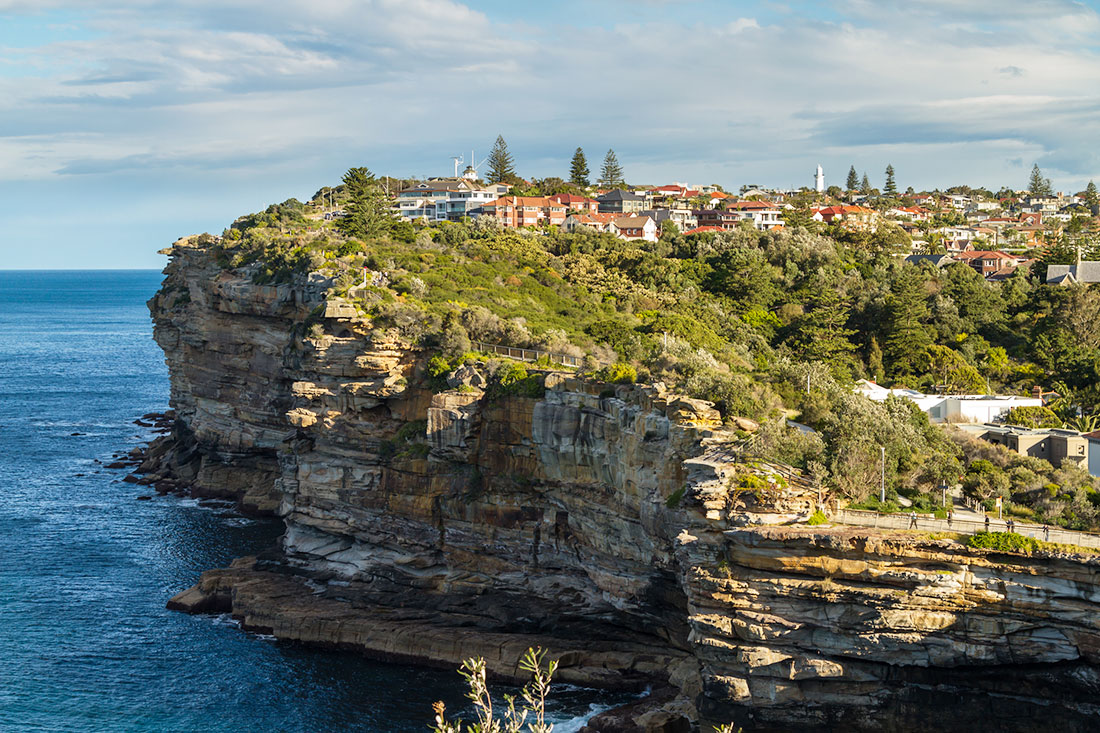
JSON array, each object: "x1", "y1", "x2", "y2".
[
  {"x1": 958, "y1": 424, "x2": 1089, "y2": 470},
  {"x1": 723, "y1": 200, "x2": 783, "y2": 230},
  {"x1": 904, "y1": 254, "x2": 956, "y2": 268},
  {"x1": 856, "y1": 380, "x2": 1043, "y2": 424},
  {"x1": 610, "y1": 215, "x2": 658, "y2": 242},
  {"x1": 597, "y1": 189, "x2": 649, "y2": 214},
  {"x1": 561, "y1": 212, "x2": 619, "y2": 234},
  {"x1": 640, "y1": 207, "x2": 697, "y2": 231},
  {"x1": 888, "y1": 205, "x2": 931, "y2": 221},
  {"x1": 812, "y1": 205, "x2": 877, "y2": 231},
  {"x1": 394, "y1": 178, "x2": 502, "y2": 221},
  {"x1": 549, "y1": 193, "x2": 599, "y2": 214},
  {"x1": 480, "y1": 196, "x2": 567, "y2": 228},
  {"x1": 952, "y1": 250, "x2": 1025, "y2": 279},
  {"x1": 695, "y1": 201, "x2": 783, "y2": 232},
  {"x1": 683, "y1": 225, "x2": 726, "y2": 235},
  {"x1": 1046, "y1": 261, "x2": 1100, "y2": 285}
]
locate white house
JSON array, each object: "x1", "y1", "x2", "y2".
[
  {"x1": 856, "y1": 380, "x2": 1043, "y2": 424},
  {"x1": 394, "y1": 179, "x2": 502, "y2": 222}
]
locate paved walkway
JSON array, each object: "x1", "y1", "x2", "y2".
[{"x1": 835, "y1": 508, "x2": 1100, "y2": 551}]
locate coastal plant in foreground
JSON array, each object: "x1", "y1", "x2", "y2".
[{"x1": 431, "y1": 647, "x2": 558, "y2": 733}]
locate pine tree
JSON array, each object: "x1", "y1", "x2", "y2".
[
  {"x1": 884, "y1": 164, "x2": 897, "y2": 197},
  {"x1": 569, "y1": 147, "x2": 590, "y2": 188},
  {"x1": 883, "y1": 268, "x2": 931, "y2": 378},
  {"x1": 846, "y1": 166, "x2": 859, "y2": 191},
  {"x1": 1028, "y1": 163, "x2": 1052, "y2": 196},
  {"x1": 861, "y1": 173, "x2": 871, "y2": 194},
  {"x1": 867, "y1": 336, "x2": 885, "y2": 383},
  {"x1": 1085, "y1": 180, "x2": 1098, "y2": 209},
  {"x1": 786, "y1": 289, "x2": 857, "y2": 374},
  {"x1": 599, "y1": 149, "x2": 624, "y2": 187},
  {"x1": 487, "y1": 135, "x2": 516, "y2": 184},
  {"x1": 338, "y1": 166, "x2": 392, "y2": 240}
]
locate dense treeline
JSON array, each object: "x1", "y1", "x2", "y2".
[{"x1": 204, "y1": 191, "x2": 1100, "y2": 529}]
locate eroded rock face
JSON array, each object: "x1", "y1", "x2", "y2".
[{"x1": 152, "y1": 239, "x2": 1100, "y2": 732}]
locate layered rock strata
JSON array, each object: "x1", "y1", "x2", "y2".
[{"x1": 152, "y1": 238, "x2": 1100, "y2": 733}]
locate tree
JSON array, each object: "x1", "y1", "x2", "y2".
[
  {"x1": 846, "y1": 166, "x2": 859, "y2": 191},
  {"x1": 923, "y1": 344, "x2": 985, "y2": 393},
  {"x1": 1085, "y1": 180, "x2": 1098, "y2": 209},
  {"x1": 1028, "y1": 163, "x2": 1053, "y2": 196},
  {"x1": 338, "y1": 166, "x2": 392, "y2": 240},
  {"x1": 569, "y1": 147, "x2": 590, "y2": 188},
  {"x1": 599, "y1": 149, "x2": 624, "y2": 187},
  {"x1": 861, "y1": 173, "x2": 871, "y2": 195},
  {"x1": 785, "y1": 289, "x2": 857, "y2": 375},
  {"x1": 868, "y1": 336, "x2": 885, "y2": 383},
  {"x1": 487, "y1": 135, "x2": 516, "y2": 184},
  {"x1": 884, "y1": 164, "x2": 897, "y2": 197},
  {"x1": 883, "y1": 268, "x2": 931, "y2": 378}
]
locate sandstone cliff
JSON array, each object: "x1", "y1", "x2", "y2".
[{"x1": 150, "y1": 237, "x2": 1100, "y2": 732}]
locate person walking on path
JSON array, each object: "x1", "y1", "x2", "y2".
[
  {"x1": 947, "y1": 510, "x2": 953, "y2": 526},
  {"x1": 909, "y1": 511, "x2": 917, "y2": 529},
  {"x1": 1044, "y1": 525, "x2": 1050, "y2": 541},
  {"x1": 984, "y1": 515, "x2": 990, "y2": 532},
  {"x1": 1006, "y1": 518, "x2": 1015, "y2": 534}
]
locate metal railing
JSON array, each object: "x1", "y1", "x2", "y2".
[
  {"x1": 835, "y1": 508, "x2": 1100, "y2": 550},
  {"x1": 471, "y1": 340, "x2": 585, "y2": 368}
]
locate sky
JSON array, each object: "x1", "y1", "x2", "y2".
[{"x1": 3, "y1": 0, "x2": 1100, "y2": 268}]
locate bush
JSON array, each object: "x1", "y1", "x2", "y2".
[
  {"x1": 487, "y1": 362, "x2": 544, "y2": 399},
  {"x1": 807, "y1": 510, "x2": 828, "y2": 525},
  {"x1": 591, "y1": 362, "x2": 637, "y2": 384},
  {"x1": 967, "y1": 531, "x2": 1041, "y2": 554},
  {"x1": 1004, "y1": 405, "x2": 1062, "y2": 429}
]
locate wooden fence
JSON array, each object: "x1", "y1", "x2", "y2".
[
  {"x1": 472, "y1": 340, "x2": 585, "y2": 368},
  {"x1": 835, "y1": 508, "x2": 1100, "y2": 551}
]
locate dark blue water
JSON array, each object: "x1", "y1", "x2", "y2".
[{"x1": 0, "y1": 271, "x2": 623, "y2": 732}]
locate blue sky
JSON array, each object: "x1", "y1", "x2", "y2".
[{"x1": 3, "y1": 0, "x2": 1100, "y2": 268}]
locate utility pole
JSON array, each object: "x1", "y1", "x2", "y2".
[{"x1": 880, "y1": 446, "x2": 886, "y2": 504}]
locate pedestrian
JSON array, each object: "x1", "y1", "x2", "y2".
[
  {"x1": 1044, "y1": 525, "x2": 1050, "y2": 542},
  {"x1": 984, "y1": 515, "x2": 990, "y2": 532},
  {"x1": 909, "y1": 511, "x2": 917, "y2": 529},
  {"x1": 1007, "y1": 519, "x2": 1015, "y2": 534},
  {"x1": 947, "y1": 510, "x2": 953, "y2": 525}
]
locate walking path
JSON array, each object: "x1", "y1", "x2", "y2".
[{"x1": 835, "y1": 508, "x2": 1100, "y2": 551}]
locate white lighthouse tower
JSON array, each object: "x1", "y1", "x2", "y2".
[{"x1": 814, "y1": 164, "x2": 825, "y2": 193}]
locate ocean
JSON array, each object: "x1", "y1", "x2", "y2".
[{"x1": 0, "y1": 271, "x2": 626, "y2": 732}]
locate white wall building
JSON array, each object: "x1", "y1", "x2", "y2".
[{"x1": 856, "y1": 380, "x2": 1043, "y2": 424}]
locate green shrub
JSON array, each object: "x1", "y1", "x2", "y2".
[
  {"x1": 395, "y1": 419, "x2": 427, "y2": 443},
  {"x1": 591, "y1": 362, "x2": 637, "y2": 384},
  {"x1": 967, "y1": 531, "x2": 1041, "y2": 554},
  {"x1": 488, "y1": 362, "x2": 545, "y2": 399},
  {"x1": 1004, "y1": 405, "x2": 1062, "y2": 429},
  {"x1": 666, "y1": 486, "x2": 687, "y2": 508},
  {"x1": 807, "y1": 510, "x2": 828, "y2": 525}
]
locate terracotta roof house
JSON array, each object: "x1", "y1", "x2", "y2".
[
  {"x1": 610, "y1": 215, "x2": 658, "y2": 242},
  {"x1": 561, "y1": 212, "x2": 620, "y2": 234},
  {"x1": 953, "y1": 250, "x2": 1025, "y2": 278},
  {"x1": 480, "y1": 196, "x2": 567, "y2": 228},
  {"x1": 549, "y1": 193, "x2": 599, "y2": 213}
]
